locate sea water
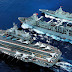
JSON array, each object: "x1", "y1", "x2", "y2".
[{"x1": 0, "y1": 0, "x2": 72, "y2": 72}]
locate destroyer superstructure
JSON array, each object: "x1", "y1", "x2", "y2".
[
  {"x1": 39, "y1": 6, "x2": 72, "y2": 21},
  {"x1": 18, "y1": 7, "x2": 72, "y2": 44},
  {"x1": 0, "y1": 24, "x2": 61, "y2": 68}
]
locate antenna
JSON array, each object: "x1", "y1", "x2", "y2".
[{"x1": 13, "y1": 22, "x2": 15, "y2": 26}]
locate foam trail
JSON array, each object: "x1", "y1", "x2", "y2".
[{"x1": 55, "y1": 61, "x2": 72, "y2": 72}]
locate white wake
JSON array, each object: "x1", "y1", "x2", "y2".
[{"x1": 56, "y1": 61, "x2": 72, "y2": 72}]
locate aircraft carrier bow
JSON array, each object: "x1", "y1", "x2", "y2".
[{"x1": 0, "y1": 24, "x2": 62, "y2": 68}]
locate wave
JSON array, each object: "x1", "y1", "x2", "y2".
[{"x1": 55, "y1": 61, "x2": 72, "y2": 72}]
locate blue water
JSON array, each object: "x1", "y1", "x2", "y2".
[{"x1": 0, "y1": 0, "x2": 72, "y2": 72}]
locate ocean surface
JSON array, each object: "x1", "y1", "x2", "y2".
[{"x1": 0, "y1": 0, "x2": 72, "y2": 72}]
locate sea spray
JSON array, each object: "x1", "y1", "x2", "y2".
[{"x1": 55, "y1": 61, "x2": 72, "y2": 72}]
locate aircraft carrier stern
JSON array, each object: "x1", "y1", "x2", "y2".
[{"x1": 0, "y1": 28, "x2": 62, "y2": 68}]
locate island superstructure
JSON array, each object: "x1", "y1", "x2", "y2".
[
  {"x1": 0, "y1": 23, "x2": 62, "y2": 68},
  {"x1": 18, "y1": 7, "x2": 72, "y2": 44}
]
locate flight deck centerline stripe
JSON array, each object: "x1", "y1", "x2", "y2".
[
  {"x1": 0, "y1": 47, "x2": 47, "y2": 61},
  {"x1": 0, "y1": 39, "x2": 54, "y2": 54},
  {"x1": 0, "y1": 44, "x2": 49, "y2": 59},
  {"x1": 0, "y1": 45, "x2": 49, "y2": 61},
  {"x1": 0, "y1": 39, "x2": 58, "y2": 62},
  {"x1": 0, "y1": 46, "x2": 11, "y2": 51},
  {"x1": 0, "y1": 42, "x2": 49, "y2": 61},
  {"x1": 0, "y1": 37, "x2": 57, "y2": 53},
  {"x1": 0, "y1": 47, "x2": 15, "y2": 52}
]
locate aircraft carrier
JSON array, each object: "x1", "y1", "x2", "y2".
[
  {"x1": 18, "y1": 7, "x2": 72, "y2": 44},
  {"x1": 0, "y1": 23, "x2": 62, "y2": 68}
]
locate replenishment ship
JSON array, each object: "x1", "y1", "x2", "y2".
[
  {"x1": 0, "y1": 23, "x2": 61, "y2": 67},
  {"x1": 18, "y1": 7, "x2": 72, "y2": 44}
]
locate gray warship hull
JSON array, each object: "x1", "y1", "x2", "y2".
[
  {"x1": 0, "y1": 30, "x2": 61, "y2": 68},
  {"x1": 18, "y1": 17, "x2": 72, "y2": 44},
  {"x1": 18, "y1": 7, "x2": 72, "y2": 44}
]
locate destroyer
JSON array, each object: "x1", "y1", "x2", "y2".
[
  {"x1": 18, "y1": 7, "x2": 72, "y2": 44},
  {"x1": 0, "y1": 23, "x2": 61, "y2": 67}
]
